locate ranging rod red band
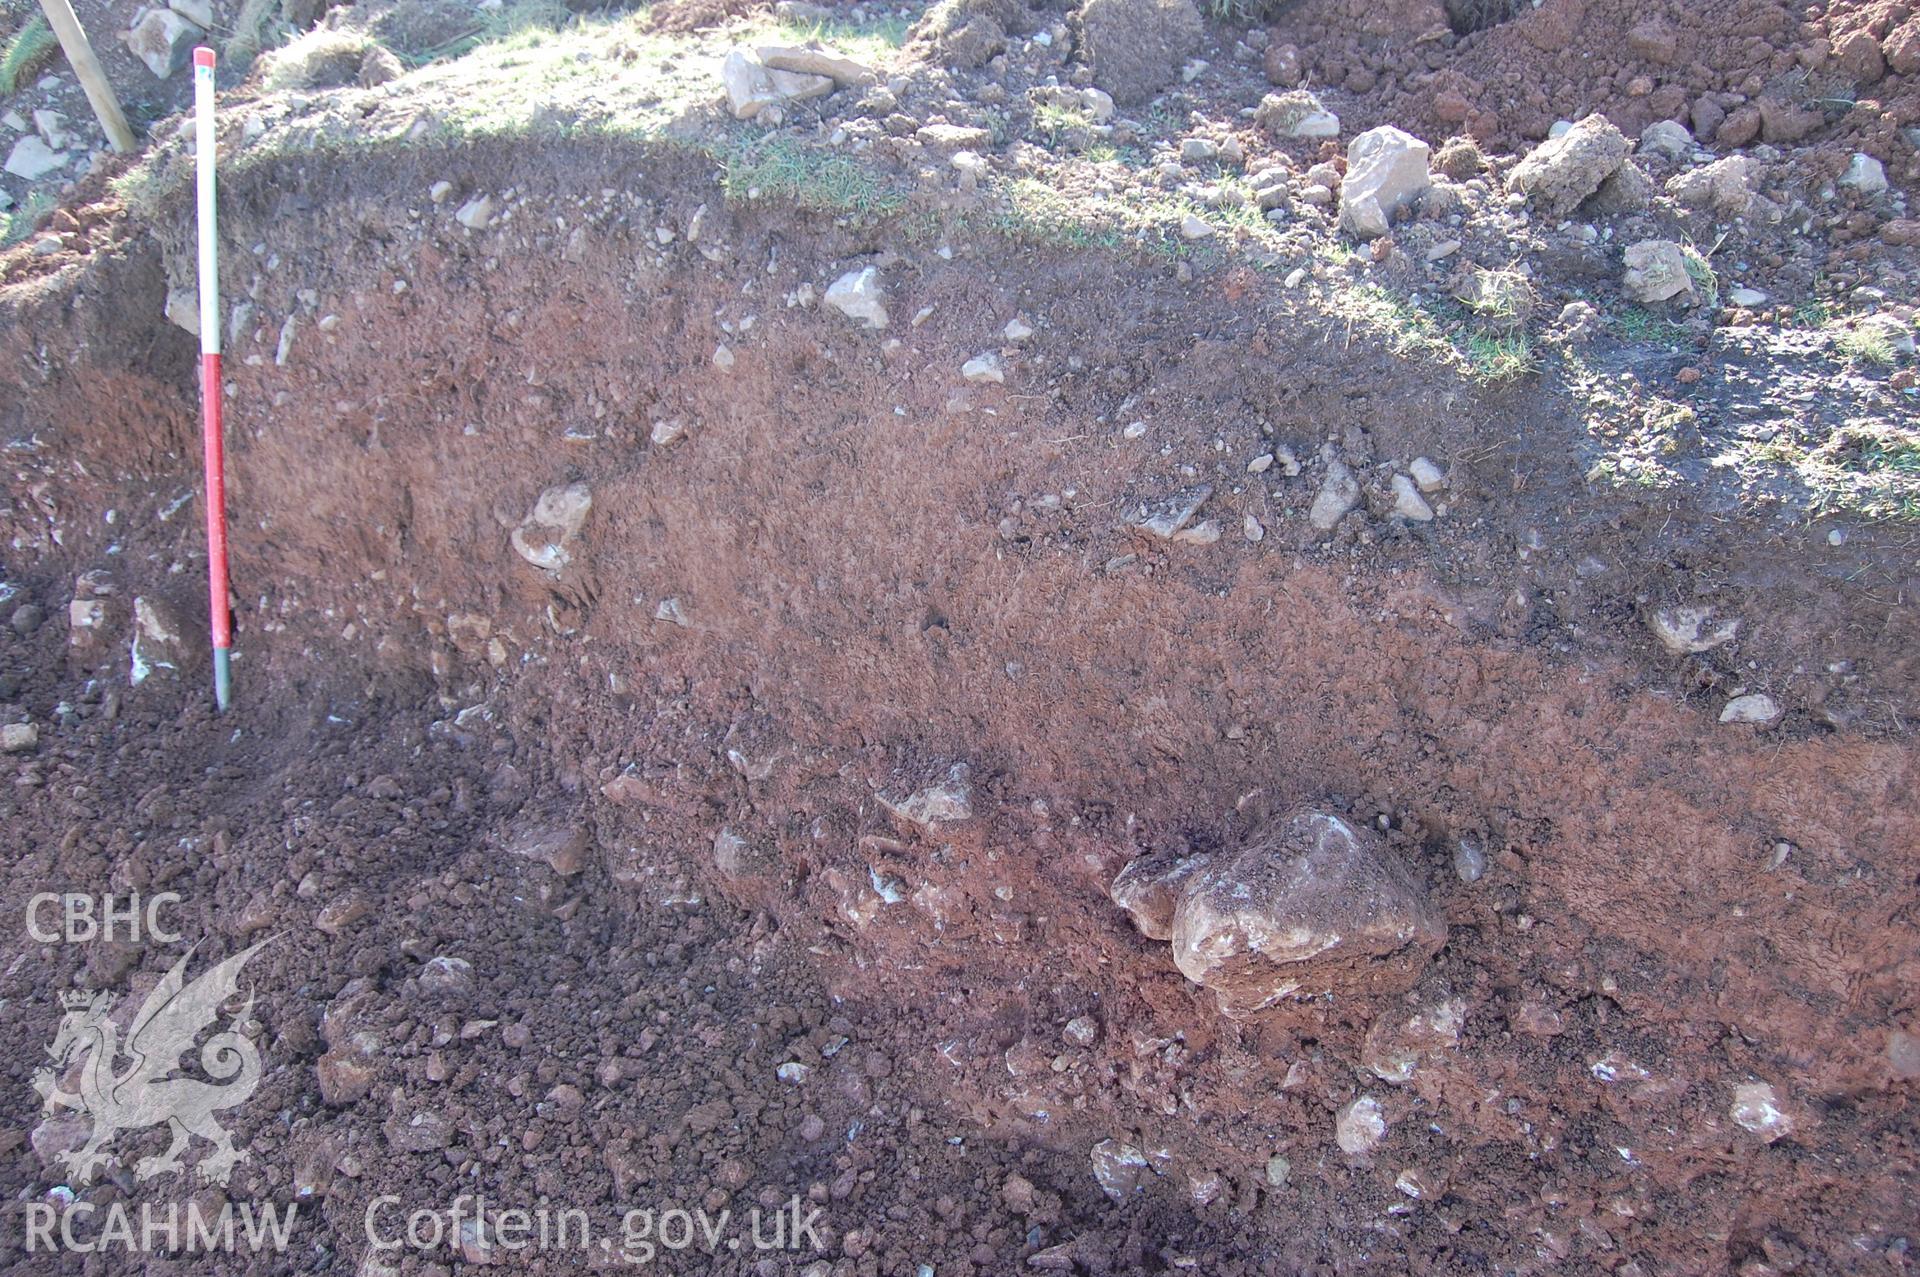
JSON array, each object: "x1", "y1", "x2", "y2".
[
  {"x1": 194, "y1": 48, "x2": 214, "y2": 68},
  {"x1": 201, "y1": 352, "x2": 231, "y2": 649}
]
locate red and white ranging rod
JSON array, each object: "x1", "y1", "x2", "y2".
[{"x1": 193, "y1": 46, "x2": 232, "y2": 712}]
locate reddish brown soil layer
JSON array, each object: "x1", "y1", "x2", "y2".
[
  {"x1": 1, "y1": 140, "x2": 1916, "y2": 1275},
  {"x1": 1267, "y1": 0, "x2": 1920, "y2": 166}
]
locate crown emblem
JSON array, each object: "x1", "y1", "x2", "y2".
[{"x1": 61, "y1": 989, "x2": 104, "y2": 1010}]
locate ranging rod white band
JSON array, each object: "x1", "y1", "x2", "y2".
[{"x1": 194, "y1": 54, "x2": 219, "y2": 357}]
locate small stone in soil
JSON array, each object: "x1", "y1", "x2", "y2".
[
  {"x1": 1391, "y1": 474, "x2": 1434, "y2": 521},
  {"x1": 1089, "y1": 1138, "x2": 1149, "y2": 1201},
  {"x1": 455, "y1": 196, "x2": 494, "y2": 229},
  {"x1": 1335, "y1": 1095, "x2": 1386, "y2": 1154},
  {"x1": 417, "y1": 955, "x2": 475, "y2": 997},
  {"x1": 1062, "y1": 1015, "x2": 1099, "y2": 1047},
  {"x1": 1309, "y1": 460, "x2": 1361, "y2": 530},
  {"x1": 1729, "y1": 1082, "x2": 1793, "y2": 1142},
  {"x1": 1720, "y1": 693, "x2": 1781, "y2": 725},
  {"x1": 1453, "y1": 836, "x2": 1486, "y2": 883},
  {"x1": 961, "y1": 352, "x2": 1005, "y2": 384},
  {"x1": 1409, "y1": 457, "x2": 1446, "y2": 491},
  {"x1": 1132, "y1": 485, "x2": 1211, "y2": 539},
  {"x1": 879, "y1": 762, "x2": 973, "y2": 829}
]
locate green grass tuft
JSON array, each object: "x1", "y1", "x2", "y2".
[
  {"x1": 1680, "y1": 243, "x2": 1719, "y2": 310},
  {"x1": 771, "y1": 10, "x2": 908, "y2": 52},
  {"x1": 1615, "y1": 305, "x2": 1689, "y2": 345},
  {"x1": 224, "y1": 0, "x2": 285, "y2": 71},
  {"x1": 1833, "y1": 322, "x2": 1898, "y2": 367},
  {"x1": 1745, "y1": 423, "x2": 1920, "y2": 521},
  {"x1": 1336, "y1": 283, "x2": 1537, "y2": 383},
  {"x1": 990, "y1": 178, "x2": 1127, "y2": 251},
  {"x1": 1, "y1": 187, "x2": 54, "y2": 246},
  {"x1": 720, "y1": 133, "x2": 906, "y2": 218},
  {"x1": 0, "y1": 13, "x2": 58, "y2": 95},
  {"x1": 402, "y1": 0, "x2": 574, "y2": 65},
  {"x1": 1464, "y1": 331, "x2": 1539, "y2": 382},
  {"x1": 1031, "y1": 101, "x2": 1090, "y2": 150}
]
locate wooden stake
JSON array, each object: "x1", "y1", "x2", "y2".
[{"x1": 33, "y1": 0, "x2": 137, "y2": 154}]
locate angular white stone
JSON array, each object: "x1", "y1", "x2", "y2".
[
  {"x1": 1089, "y1": 1139, "x2": 1150, "y2": 1201},
  {"x1": 721, "y1": 47, "x2": 832, "y2": 120},
  {"x1": 127, "y1": 8, "x2": 203, "y2": 79},
  {"x1": 455, "y1": 196, "x2": 493, "y2": 229},
  {"x1": 1647, "y1": 604, "x2": 1738, "y2": 655},
  {"x1": 4, "y1": 135, "x2": 64, "y2": 181},
  {"x1": 1730, "y1": 1082, "x2": 1793, "y2": 1142},
  {"x1": 823, "y1": 266, "x2": 888, "y2": 330},
  {"x1": 1339, "y1": 126, "x2": 1430, "y2": 241},
  {"x1": 961, "y1": 352, "x2": 1004, "y2": 384},
  {"x1": 1309, "y1": 459, "x2": 1360, "y2": 530},
  {"x1": 1336, "y1": 1096, "x2": 1386, "y2": 1155},
  {"x1": 1840, "y1": 152, "x2": 1887, "y2": 196},
  {"x1": 1391, "y1": 474, "x2": 1434, "y2": 521},
  {"x1": 1719, "y1": 693, "x2": 1781, "y2": 725},
  {"x1": 510, "y1": 482, "x2": 592, "y2": 575}
]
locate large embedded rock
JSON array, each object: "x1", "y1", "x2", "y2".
[
  {"x1": 1665, "y1": 156, "x2": 1760, "y2": 219},
  {"x1": 1076, "y1": 0, "x2": 1203, "y2": 105},
  {"x1": 824, "y1": 266, "x2": 889, "y2": 329},
  {"x1": 510, "y1": 482, "x2": 592, "y2": 575},
  {"x1": 1089, "y1": 1138, "x2": 1151, "y2": 1201},
  {"x1": 1587, "y1": 159, "x2": 1654, "y2": 215},
  {"x1": 169, "y1": 0, "x2": 215, "y2": 30},
  {"x1": 1362, "y1": 998, "x2": 1466, "y2": 1083},
  {"x1": 1308, "y1": 459, "x2": 1361, "y2": 530},
  {"x1": 1637, "y1": 119, "x2": 1694, "y2": 163},
  {"x1": 507, "y1": 824, "x2": 592, "y2": 876},
  {"x1": 1621, "y1": 239, "x2": 1696, "y2": 305},
  {"x1": 127, "y1": 7, "x2": 205, "y2": 79},
  {"x1": 1840, "y1": 153, "x2": 1888, "y2": 197},
  {"x1": 165, "y1": 284, "x2": 199, "y2": 336},
  {"x1": 1339, "y1": 126, "x2": 1431, "y2": 241},
  {"x1": 130, "y1": 595, "x2": 196, "y2": 686},
  {"x1": 1506, "y1": 114, "x2": 1630, "y2": 219},
  {"x1": 720, "y1": 47, "x2": 834, "y2": 120},
  {"x1": 5, "y1": 135, "x2": 64, "y2": 181},
  {"x1": 65, "y1": 570, "x2": 123, "y2": 669},
  {"x1": 879, "y1": 762, "x2": 973, "y2": 830},
  {"x1": 1115, "y1": 809, "x2": 1445, "y2": 1016},
  {"x1": 1110, "y1": 850, "x2": 1212, "y2": 941},
  {"x1": 1255, "y1": 90, "x2": 1339, "y2": 140},
  {"x1": 755, "y1": 44, "x2": 875, "y2": 86}
]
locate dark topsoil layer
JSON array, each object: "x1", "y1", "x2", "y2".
[{"x1": 0, "y1": 138, "x2": 1916, "y2": 1275}]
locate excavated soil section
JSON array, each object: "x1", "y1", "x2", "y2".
[
  {"x1": 1, "y1": 140, "x2": 1917, "y2": 1274},
  {"x1": 1266, "y1": 0, "x2": 1920, "y2": 164}
]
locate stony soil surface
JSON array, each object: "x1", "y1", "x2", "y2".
[{"x1": 0, "y1": 1, "x2": 1917, "y2": 1275}]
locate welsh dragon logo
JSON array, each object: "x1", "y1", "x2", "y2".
[{"x1": 32, "y1": 940, "x2": 269, "y2": 1186}]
